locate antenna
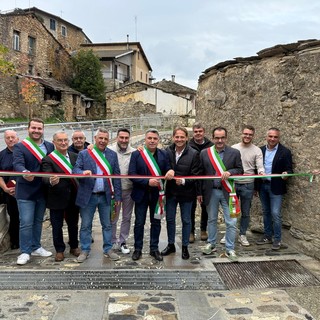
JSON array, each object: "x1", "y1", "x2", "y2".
[{"x1": 135, "y1": 15, "x2": 138, "y2": 41}]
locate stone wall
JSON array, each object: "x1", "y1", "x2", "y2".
[
  {"x1": 0, "y1": 13, "x2": 71, "y2": 82},
  {"x1": 0, "y1": 75, "x2": 20, "y2": 118},
  {"x1": 196, "y1": 40, "x2": 320, "y2": 259}
]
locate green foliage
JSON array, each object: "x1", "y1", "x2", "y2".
[
  {"x1": 0, "y1": 45, "x2": 15, "y2": 75},
  {"x1": 70, "y1": 49, "x2": 105, "y2": 103}
]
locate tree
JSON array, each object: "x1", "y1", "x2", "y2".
[
  {"x1": 20, "y1": 78, "x2": 40, "y2": 120},
  {"x1": 0, "y1": 45, "x2": 15, "y2": 75},
  {"x1": 70, "y1": 49, "x2": 105, "y2": 103}
]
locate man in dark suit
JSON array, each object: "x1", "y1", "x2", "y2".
[
  {"x1": 256, "y1": 127, "x2": 293, "y2": 250},
  {"x1": 200, "y1": 127, "x2": 243, "y2": 262},
  {"x1": 41, "y1": 131, "x2": 80, "y2": 262},
  {"x1": 128, "y1": 128, "x2": 174, "y2": 261},
  {"x1": 0, "y1": 130, "x2": 20, "y2": 249},
  {"x1": 13, "y1": 118, "x2": 54, "y2": 265},
  {"x1": 73, "y1": 127, "x2": 121, "y2": 263}
]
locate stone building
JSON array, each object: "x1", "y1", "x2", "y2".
[
  {"x1": 22, "y1": 7, "x2": 91, "y2": 53},
  {"x1": 196, "y1": 39, "x2": 320, "y2": 259},
  {"x1": 0, "y1": 9, "x2": 71, "y2": 81},
  {"x1": 105, "y1": 79, "x2": 196, "y2": 126},
  {"x1": 81, "y1": 41, "x2": 153, "y2": 92},
  {"x1": 0, "y1": 8, "x2": 92, "y2": 121}
]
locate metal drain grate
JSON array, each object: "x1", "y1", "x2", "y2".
[
  {"x1": 0, "y1": 270, "x2": 226, "y2": 290},
  {"x1": 214, "y1": 259, "x2": 320, "y2": 290}
]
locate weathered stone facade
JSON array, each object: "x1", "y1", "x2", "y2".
[
  {"x1": 0, "y1": 75, "x2": 20, "y2": 119},
  {"x1": 197, "y1": 40, "x2": 320, "y2": 259}
]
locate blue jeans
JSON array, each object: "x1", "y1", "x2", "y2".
[
  {"x1": 79, "y1": 194, "x2": 112, "y2": 254},
  {"x1": 166, "y1": 196, "x2": 192, "y2": 246},
  {"x1": 259, "y1": 182, "x2": 283, "y2": 242},
  {"x1": 133, "y1": 193, "x2": 161, "y2": 251},
  {"x1": 17, "y1": 198, "x2": 46, "y2": 254},
  {"x1": 206, "y1": 189, "x2": 237, "y2": 251},
  {"x1": 235, "y1": 182, "x2": 254, "y2": 235}
]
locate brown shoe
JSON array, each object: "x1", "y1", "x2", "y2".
[
  {"x1": 55, "y1": 252, "x2": 64, "y2": 262},
  {"x1": 189, "y1": 233, "x2": 195, "y2": 243},
  {"x1": 201, "y1": 231, "x2": 208, "y2": 241},
  {"x1": 70, "y1": 248, "x2": 81, "y2": 257}
]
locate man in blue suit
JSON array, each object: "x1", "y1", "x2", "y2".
[
  {"x1": 129, "y1": 128, "x2": 174, "y2": 261},
  {"x1": 256, "y1": 127, "x2": 293, "y2": 250},
  {"x1": 13, "y1": 118, "x2": 54, "y2": 265},
  {"x1": 73, "y1": 127, "x2": 122, "y2": 263}
]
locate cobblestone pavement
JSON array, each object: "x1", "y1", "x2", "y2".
[{"x1": 0, "y1": 209, "x2": 319, "y2": 320}]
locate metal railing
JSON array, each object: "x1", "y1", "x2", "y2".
[{"x1": 0, "y1": 115, "x2": 181, "y2": 149}]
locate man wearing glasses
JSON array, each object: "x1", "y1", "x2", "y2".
[
  {"x1": 232, "y1": 125, "x2": 264, "y2": 246},
  {"x1": 200, "y1": 127, "x2": 243, "y2": 262}
]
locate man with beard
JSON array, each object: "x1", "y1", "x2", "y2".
[
  {"x1": 231, "y1": 125, "x2": 264, "y2": 246},
  {"x1": 13, "y1": 118, "x2": 54, "y2": 265},
  {"x1": 109, "y1": 128, "x2": 135, "y2": 254},
  {"x1": 188, "y1": 122, "x2": 213, "y2": 243}
]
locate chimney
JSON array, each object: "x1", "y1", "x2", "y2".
[
  {"x1": 127, "y1": 34, "x2": 129, "y2": 49},
  {"x1": 171, "y1": 75, "x2": 175, "y2": 82}
]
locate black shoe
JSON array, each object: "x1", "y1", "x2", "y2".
[
  {"x1": 182, "y1": 246, "x2": 190, "y2": 260},
  {"x1": 132, "y1": 250, "x2": 142, "y2": 261},
  {"x1": 161, "y1": 244, "x2": 176, "y2": 256},
  {"x1": 150, "y1": 250, "x2": 163, "y2": 261},
  {"x1": 256, "y1": 236, "x2": 272, "y2": 245}
]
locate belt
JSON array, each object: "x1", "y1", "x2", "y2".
[
  {"x1": 213, "y1": 186, "x2": 222, "y2": 190},
  {"x1": 261, "y1": 180, "x2": 271, "y2": 183},
  {"x1": 92, "y1": 192, "x2": 106, "y2": 195}
]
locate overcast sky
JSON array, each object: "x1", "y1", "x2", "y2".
[{"x1": 1, "y1": 0, "x2": 320, "y2": 89}]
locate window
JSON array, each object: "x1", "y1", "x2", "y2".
[
  {"x1": 13, "y1": 30, "x2": 20, "y2": 51},
  {"x1": 28, "y1": 65, "x2": 34, "y2": 75},
  {"x1": 50, "y1": 18, "x2": 56, "y2": 31},
  {"x1": 28, "y1": 36, "x2": 36, "y2": 55},
  {"x1": 61, "y1": 25, "x2": 67, "y2": 37}
]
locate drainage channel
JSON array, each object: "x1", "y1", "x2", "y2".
[
  {"x1": 0, "y1": 270, "x2": 226, "y2": 290},
  {"x1": 214, "y1": 259, "x2": 320, "y2": 290}
]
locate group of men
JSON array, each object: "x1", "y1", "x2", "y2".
[{"x1": 0, "y1": 118, "x2": 294, "y2": 265}]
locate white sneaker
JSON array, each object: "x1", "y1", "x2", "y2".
[
  {"x1": 31, "y1": 247, "x2": 52, "y2": 257},
  {"x1": 226, "y1": 250, "x2": 238, "y2": 262},
  {"x1": 120, "y1": 244, "x2": 130, "y2": 254},
  {"x1": 238, "y1": 235, "x2": 250, "y2": 246},
  {"x1": 220, "y1": 236, "x2": 226, "y2": 244},
  {"x1": 17, "y1": 253, "x2": 30, "y2": 265}
]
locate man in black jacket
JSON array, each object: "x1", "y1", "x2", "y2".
[
  {"x1": 161, "y1": 127, "x2": 201, "y2": 259},
  {"x1": 188, "y1": 122, "x2": 213, "y2": 242},
  {"x1": 41, "y1": 131, "x2": 80, "y2": 262},
  {"x1": 256, "y1": 128, "x2": 293, "y2": 250}
]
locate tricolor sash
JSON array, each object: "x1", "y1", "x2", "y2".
[
  {"x1": 88, "y1": 146, "x2": 116, "y2": 221},
  {"x1": 22, "y1": 137, "x2": 46, "y2": 163},
  {"x1": 207, "y1": 147, "x2": 240, "y2": 218},
  {"x1": 140, "y1": 146, "x2": 166, "y2": 219},
  {"x1": 48, "y1": 150, "x2": 78, "y2": 188}
]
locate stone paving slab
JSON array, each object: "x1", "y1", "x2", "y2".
[
  {"x1": 0, "y1": 289, "x2": 315, "y2": 320},
  {"x1": 0, "y1": 209, "x2": 319, "y2": 319}
]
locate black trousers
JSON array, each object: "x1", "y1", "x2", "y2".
[{"x1": 190, "y1": 197, "x2": 208, "y2": 234}]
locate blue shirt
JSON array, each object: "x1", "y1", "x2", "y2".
[{"x1": 264, "y1": 144, "x2": 278, "y2": 180}]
